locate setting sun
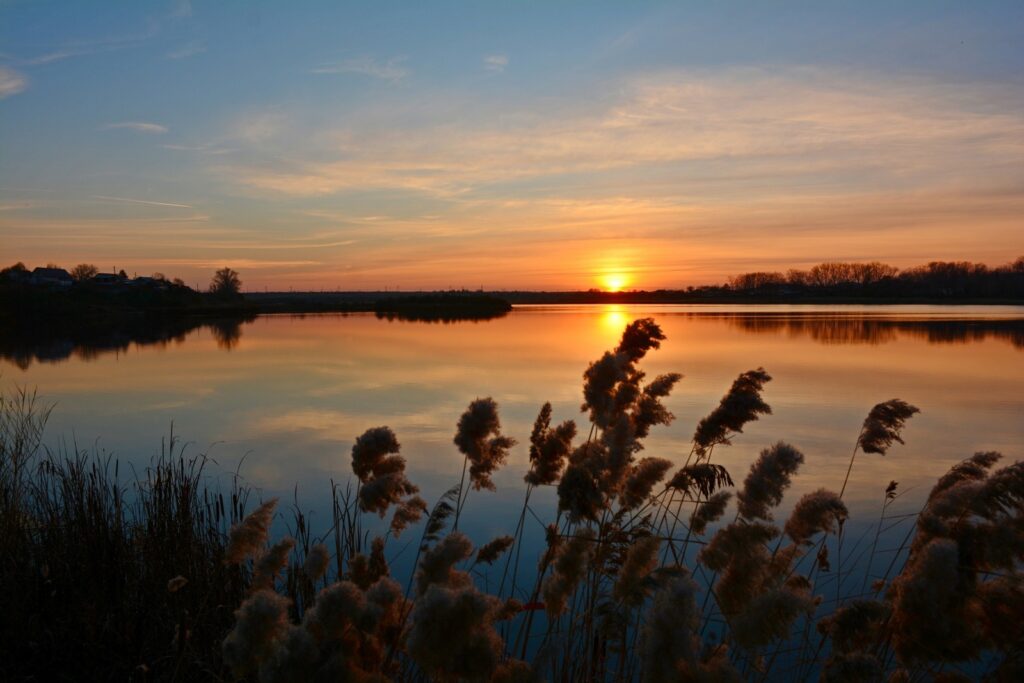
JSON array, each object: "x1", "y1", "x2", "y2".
[{"x1": 601, "y1": 273, "x2": 630, "y2": 292}]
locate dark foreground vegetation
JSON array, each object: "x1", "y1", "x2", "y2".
[{"x1": 2, "y1": 319, "x2": 1022, "y2": 681}]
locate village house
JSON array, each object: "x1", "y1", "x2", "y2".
[{"x1": 30, "y1": 267, "x2": 74, "y2": 288}]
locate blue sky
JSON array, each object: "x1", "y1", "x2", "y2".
[{"x1": 2, "y1": 1, "x2": 1023, "y2": 289}]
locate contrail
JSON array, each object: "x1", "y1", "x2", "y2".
[{"x1": 92, "y1": 195, "x2": 192, "y2": 209}]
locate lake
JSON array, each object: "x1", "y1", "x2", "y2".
[{"x1": 4, "y1": 304, "x2": 1023, "y2": 555}]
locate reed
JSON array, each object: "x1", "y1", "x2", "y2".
[{"x1": 2, "y1": 317, "x2": 1020, "y2": 682}]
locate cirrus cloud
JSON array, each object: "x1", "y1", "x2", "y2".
[
  {"x1": 0, "y1": 66, "x2": 28, "y2": 99},
  {"x1": 103, "y1": 121, "x2": 169, "y2": 134}
]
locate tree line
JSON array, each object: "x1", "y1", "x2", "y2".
[
  {"x1": 1, "y1": 261, "x2": 243, "y2": 297},
  {"x1": 727, "y1": 256, "x2": 1024, "y2": 298}
]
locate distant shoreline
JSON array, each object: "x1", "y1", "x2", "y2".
[{"x1": 245, "y1": 290, "x2": 1024, "y2": 308}]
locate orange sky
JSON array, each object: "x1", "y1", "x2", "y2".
[{"x1": 3, "y1": 4, "x2": 1024, "y2": 290}]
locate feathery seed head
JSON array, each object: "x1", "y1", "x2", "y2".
[
  {"x1": 454, "y1": 397, "x2": 516, "y2": 491},
  {"x1": 225, "y1": 498, "x2": 279, "y2": 564},
  {"x1": 693, "y1": 368, "x2": 772, "y2": 457},
  {"x1": 858, "y1": 399, "x2": 919, "y2": 455},
  {"x1": 736, "y1": 441, "x2": 804, "y2": 521}
]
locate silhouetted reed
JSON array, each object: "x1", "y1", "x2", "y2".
[{"x1": 3, "y1": 316, "x2": 1021, "y2": 681}]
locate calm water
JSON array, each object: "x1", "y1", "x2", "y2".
[{"x1": 4, "y1": 304, "x2": 1023, "y2": 545}]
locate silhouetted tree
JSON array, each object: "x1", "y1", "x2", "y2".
[
  {"x1": 209, "y1": 267, "x2": 242, "y2": 298},
  {"x1": 69, "y1": 263, "x2": 99, "y2": 282},
  {"x1": 0, "y1": 262, "x2": 28, "y2": 278}
]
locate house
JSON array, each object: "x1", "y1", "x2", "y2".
[
  {"x1": 31, "y1": 267, "x2": 74, "y2": 287},
  {"x1": 91, "y1": 273, "x2": 125, "y2": 286},
  {"x1": 131, "y1": 276, "x2": 169, "y2": 290}
]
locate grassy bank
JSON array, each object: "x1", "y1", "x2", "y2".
[{"x1": 2, "y1": 319, "x2": 1022, "y2": 681}]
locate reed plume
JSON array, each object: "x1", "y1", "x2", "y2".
[
  {"x1": 613, "y1": 534, "x2": 661, "y2": 607},
  {"x1": 406, "y1": 582, "x2": 506, "y2": 681},
  {"x1": 252, "y1": 537, "x2": 295, "y2": 591},
  {"x1": 351, "y1": 426, "x2": 419, "y2": 516},
  {"x1": 620, "y1": 457, "x2": 672, "y2": 510},
  {"x1": 699, "y1": 517, "x2": 813, "y2": 646},
  {"x1": 689, "y1": 490, "x2": 732, "y2": 536},
  {"x1": 225, "y1": 498, "x2": 278, "y2": 564},
  {"x1": 557, "y1": 444, "x2": 606, "y2": 523},
  {"x1": 640, "y1": 573, "x2": 741, "y2": 682},
  {"x1": 887, "y1": 451, "x2": 1024, "y2": 667},
  {"x1": 301, "y1": 580, "x2": 367, "y2": 642},
  {"x1": 888, "y1": 538, "x2": 978, "y2": 662},
  {"x1": 633, "y1": 372, "x2": 683, "y2": 439},
  {"x1": 475, "y1": 535, "x2": 515, "y2": 565},
  {"x1": 817, "y1": 599, "x2": 890, "y2": 653},
  {"x1": 349, "y1": 536, "x2": 390, "y2": 590},
  {"x1": 454, "y1": 397, "x2": 516, "y2": 491},
  {"x1": 257, "y1": 625, "x2": 318, "y2": 683},
  {"x1": 729, "y1": 582, "x2": 815, "y2": 648},
  {"x1": 692, "y1": 368, "x2": 772, "y2": 457},
  {"x1": 351, "y1": 425, "x2": 401, "y2": 480},
  {"x1": 416, "y1": 531, "x2": 474, "y2": 596},
  {"x1": 303, "y1": 543, "x2": 330, "y2": 583},
  {"x1": 222, "y1": 589, "x2": 291, "y2": 677},
  {"x1": 857, "y1": 399, "x2": 920, "y2": 455},
  {"x1": 617, "y1": 317, "x2": 667, "y2": 361},
  {"x1": 736, "y1": 441, "x2": 804, "y2": 521},
  {"x1": 524, "y1": 402, "x2": 577, "y2": 486},
  {"x1": 542, "y1": 527, "x2": 596, "y2": 617},
  {"x1": 784, "y1": 489, "x2": 847, "y2": 544},
  {"x1": 390, "y1": 495, "x2": 428, "y2": 538}
]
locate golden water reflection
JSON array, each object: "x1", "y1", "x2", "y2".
[{"x1": 3, "y1": 305, "x2": 1022, "y2": 527}]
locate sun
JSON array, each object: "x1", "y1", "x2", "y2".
[{"x1": 601, "y1": 273, "x2": 629, "y2": 292}]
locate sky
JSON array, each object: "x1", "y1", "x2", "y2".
[{"x1": 2, "y1": 1, "x2": 1023, "y2": 291}]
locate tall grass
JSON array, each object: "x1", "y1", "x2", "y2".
[{"x1": 2, "y1": 317, "x2": 1022, "y2": 681}]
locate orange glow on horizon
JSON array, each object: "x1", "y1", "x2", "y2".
[{"x1": 601, "y1": 272, "x2": 630, "y2": 292}]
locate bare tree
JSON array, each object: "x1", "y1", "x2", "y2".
[
  {"x1": 69, "y1": 263, "x2": 99, "y2": 282},
  {"x1": 209, "y1": 267, "x2": 242, "y2": 297}
]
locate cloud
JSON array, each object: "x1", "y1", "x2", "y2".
[
  {"x1": 0, "y1": 201, "x2": 38, "y2": 211},
  {"x1": 91, "y1": 195, "x2": 192, "y2": 208},
  {"x1": 483, "y1": 54, "x2": 508, "y2": 72},
  {"x1": 222, "y1": 66, "x2": 1024, "y2": 201},
  {"x1": 166, "y1": 42, "x2": 206, "y2": 60},
  {"x1": 170, "y1": 0, "x2": 192, "y2": 19},
  {"x1": 0, "y1": 67, "x2": 28, "y2": 99},
  {"x1": 232, "y1": 112, "x2": 286, "y2": 142},
  {"x1": 312, "y1": 56, "x2": 409, "y2": 83},
  {"x1": 22, "y1": 50, "x2": 83, "y2": 66},
  {"x1": 162, "y1": 142, "x2": 234, "y2": 155},
  {"x1": 103, "y1": 121, "x2": 169, "y2": 134}
]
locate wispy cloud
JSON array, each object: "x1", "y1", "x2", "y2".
[
  {"x1": 312, "y1": 56, "x2": 409, "y2": 83},
  {"x1": 483, "y1": 54, "x2": 508, "y2": 72},
  {"x1": 103, "y1": 121, "x2": 169, "y2": 134},
  {"x1": 223, "y1": 67, "x2": 1024, "y2": 201},
  {"x1": 0, "y1": 201, "x2": 37, "y2": 211},
  {"x1": 233, "y1": 112, "x2": 286, "y2": 143},
  {"x1": 92, "y1": 195, "x2": 191, "y2": 208},
  {"x1": 161, "y1": 142, "x2": 234, "y2": 155},
  {"x1": 166, "y1": 42, "x2": 206, "y2": 60},
  {"x1": 0, "y1": 66, "x2": 28, "y2": 99},
  {"x1": 22, "y1": 50, "x2": 85, "y2": 66}
]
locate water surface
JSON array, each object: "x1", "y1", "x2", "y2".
[{"x1": 4, "y1": 304, "x2": 1023, "y2": 542}]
